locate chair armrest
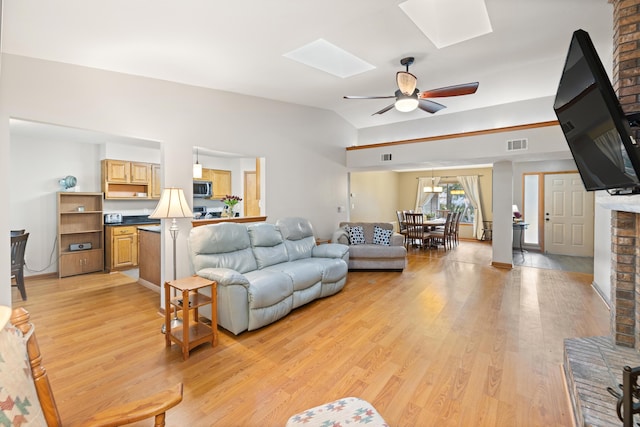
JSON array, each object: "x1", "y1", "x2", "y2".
[
  {"x1": 196, "y1": 267, "x2": 250, "y2": 288},
  {"x1": 80, "y1": 383, "x2": 183, "y2": 427},
  {"x1": 312, "y1": 243, "x2": 349, "y2": 259}
]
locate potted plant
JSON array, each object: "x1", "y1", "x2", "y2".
[{"x1": 221, "y1": 195, "x2": 242, "y2": 217}]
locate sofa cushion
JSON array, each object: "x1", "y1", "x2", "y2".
[
  {"x1": 248, "y1": 223, "x2": 289, "y2": 269},
  {"x1": 348, "y1": 244, "x2": 407, "y2": 259},
  {"x1": 348, "y1": 226, "x2": 366, "y2": 245},
  {"x1": 373, "y1": 226, "x2": 392, "y2": 246},
  {"x1": 244, "y1": 270, "x2": 294, "y2": 309},
  {"x1": 339, "y1": 222, "x2": 394, "y2": 244},
  {"x1": 189, "y1": 223, "x2": 258, "y2": 274},
  {"x1": 276, "y1": 217, "x2": 316, "y2": 260}
]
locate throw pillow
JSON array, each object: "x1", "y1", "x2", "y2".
[
  {"x1": 348, "y1": 225, "x2": 366, "y2": 245},
  {"x1": 373, "y1": 226, "x2": 392, "y2": 246}
]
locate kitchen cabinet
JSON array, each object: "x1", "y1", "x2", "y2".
[
  {"x1": 151, "y1": 163, "x2": 161, "y2": 199},
  {"x1": 57, "y1": 192, "x2": 104, "y2": 278},
  {"x1": 200, "y1": 168, "x2": 231, "y2": 200},
  {"x1": 101, "y1": 159, "x2": 160, "y2": 199},
  {"x1": 105, "y1": 225, "x2": 140, "y2": 271}
]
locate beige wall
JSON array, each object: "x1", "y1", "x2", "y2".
[
  {"x1": 349, "y1": 171, "x2": 400, "y2": 224},
  {"x1": 350, "y1": 167, "x2": 493, "y2": 238}
]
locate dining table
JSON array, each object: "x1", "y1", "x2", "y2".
[{"x1": 402, "y1": 217, "x2": 446, "y2": 230}]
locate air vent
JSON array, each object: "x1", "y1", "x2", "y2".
[
  {"x1": 380, "y1": 153, "x2": 393, "y2": 162},
  {"x1": 507, "y1": 138, "x2": 528, "y2": 151}
]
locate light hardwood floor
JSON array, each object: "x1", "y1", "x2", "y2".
[{"x1": 12, "y1": 241, "x2": 609, "y2": 426}]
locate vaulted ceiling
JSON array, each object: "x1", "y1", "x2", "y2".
[{"x1": 2, "y1": 0, "x2": 613, "y2": 130}]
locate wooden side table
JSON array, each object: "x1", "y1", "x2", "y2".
[{"x1": 164, "y1": 275, "x2": 217, "y2": 360}]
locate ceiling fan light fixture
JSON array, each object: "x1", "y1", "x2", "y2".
[
  {"x1": 397, "y1": 71, "x2": 417, "y2": 95},
  {"x1": 395, "y1": 95, "x2": 419, "y2": 112}
]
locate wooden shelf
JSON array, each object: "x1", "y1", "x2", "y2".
[{"x1": 57, "y1": 192, "x2": 104, "y2": 278}]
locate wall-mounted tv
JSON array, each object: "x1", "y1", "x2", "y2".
[{"x1": 553, "y1": 29, "x2": 640, "y2": 194}]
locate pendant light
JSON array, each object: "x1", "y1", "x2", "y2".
[
  {"x1": 422, "y1": 169, "x2": 443, "y2": 193},
  {"x1": 193, "y1": 147, "x2": 202, "y2": 179}
]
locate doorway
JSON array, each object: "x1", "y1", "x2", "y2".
[{"x1": 542, "y1": 173, "x2": 594, "y2": 256}]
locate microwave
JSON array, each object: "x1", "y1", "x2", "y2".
[{"x1": 193, "y1": 180, "x2": 213, "y2": 198}]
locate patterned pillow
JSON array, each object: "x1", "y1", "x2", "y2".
[
  {"x1": 348, "y1": 225, "x2": 366, "y2": 245},
  {"x1": 0, "y1": 323, "x2": 46, "y2": 425},
  {"x1": 373, "y1": 226, "x2": 392, "y2": 246}
]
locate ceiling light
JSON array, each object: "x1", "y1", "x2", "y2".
[
  {"x1": 395, "y1": 94, "x2": 419, "y2": 112},
  {"x1": 193, "y1": 147, "x2": 202, "y2": 179}
]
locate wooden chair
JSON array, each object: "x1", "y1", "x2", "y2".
[
  {"x1": 4, "y1": 307, "x2": 183, "y2": 427},
  {"x1": 430, "y1": 212, "x2": 453, "y2": 250},
  {"x1": 11, "y1": 232, "x2": 29, "y2": 300},
  {"x1": 453, "y1": 211, "x2": 462, "y2": 246},
  {"x1": 404, "y1": 212, "x2": 431, "y2": 249},
  {"x1": 396, "y1": 210, "x2": 408, "y2": 245}
]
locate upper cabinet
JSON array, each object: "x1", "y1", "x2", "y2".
[
  {"x1": 101, "y1": 159, "x2": 160, "y2": 200},
  {"x1": 200, "y1": 168, "x2": 231, "y2": 200}
]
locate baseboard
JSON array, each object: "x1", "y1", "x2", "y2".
[
  {"x1": 137, "y1": 278, "x2": 160, "y2": 293},
  {"x1": 560, "y1": 363, "x2": 578, "y2": 427},
  {"x1": 491, "y1": 261, "x2": 513, "y2": 269}
]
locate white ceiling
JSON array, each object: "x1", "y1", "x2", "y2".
[{"x1": 2, "y1": 0, "x2": 614, "y2": 130}]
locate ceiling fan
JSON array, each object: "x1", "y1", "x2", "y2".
[{"x1": 344, "y1": 57, "x2": 479, "y2": 115}]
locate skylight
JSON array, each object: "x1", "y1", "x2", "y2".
[
  {"x1": 399, "y1": 0, "x2": 493, "y2": 49},
  {"x1": 283, "y1": 39, "x2": 375, "y2": 78}
]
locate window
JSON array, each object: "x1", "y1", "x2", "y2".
[{"x1": 421, "y1": 182, "x2": 475, "y2": 223}]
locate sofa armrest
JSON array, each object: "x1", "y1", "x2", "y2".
[
  {"x1": 390, "y1": 233, "x2": 405, "y2": 246},
  {"x1": 312, "y1": 243, "x2": 349, "y2": 259},
  {"x1": 331, "y1": 228, "x2": 349, "y2": 245},
  {"x1": 196, "y1": 267, "x2": 250, "y2": 288}
]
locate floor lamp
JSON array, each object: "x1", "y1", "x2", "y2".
[{"x1": 149, "y1": 187, "x2": 193, "y2": 333}]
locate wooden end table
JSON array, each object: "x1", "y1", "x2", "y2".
[{"x1": 164, "y1": 276, "x2": 217, "y2": 360}]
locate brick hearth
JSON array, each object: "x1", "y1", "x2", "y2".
[{"x1": 564, "y1": 336, "x2": 640, "y2": 426}]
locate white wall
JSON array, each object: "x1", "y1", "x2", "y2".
[
  {"x1": 593, "y1": 200, "x2": 611, "y2": 305},
  {"x1": 0, "y1": 54, "x2": 355, "y2": 306},
  {"x1": 492, "y1": 161, "x2": 514, "y2": 266}
]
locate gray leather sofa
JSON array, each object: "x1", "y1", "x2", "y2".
[
  {"x1": 332, "y1": 222, "x2": 407, "y2": 271},
  {"x1": 188, "y1": 217, "x2": 349, "y2": 335}
]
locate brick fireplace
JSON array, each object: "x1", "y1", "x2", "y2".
[
  {"x1": 611, "y1": 210, "x2": 640, "y2": 349},
  {"x1": 562, "y1": 4, "x2": 640, "y2": 425}
]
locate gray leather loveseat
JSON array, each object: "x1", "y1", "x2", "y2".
[
  {"x1": 332, "y1": 222, "x2": 407, "y2": 271},
  {"x1": 188, "y1": 217, "x2": 349, "y2": 335}
]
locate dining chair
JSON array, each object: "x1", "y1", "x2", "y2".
[
  {"x1": 404, "y1": 212, "x2": 431, "y2": 249},
  {"x1": 11, "y1": 232, "x2": 29, "y2": 300},
  {"x1": 396, "y1": 210, "x2": 409, "y2": 246},
  {"x1": 430, "y1": 212, "x2": 453, "y2": 250},
  {"x1": 481, "y1": 221, "x2": 493, "y2": 241},
  {"x1": 10, "y1": 229, "x2": 25, "y2": 237},
  {"x1": 453, "y1": 212, "x2": 462, "y2": 246}
]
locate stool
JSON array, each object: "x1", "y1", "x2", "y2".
[{"x1": 286, "y1": 397, "x2": 389, "y2": 426}]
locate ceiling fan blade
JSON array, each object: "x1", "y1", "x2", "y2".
[
  {"x1": 418, "y1": 99, "x2": 446, "y2": 114},
  {"x1": 372, "y1": 104, "x2": 395, "y2": 115},
  {"x1": 418, "y1": 82, "x2": 479, "y2": 99},
  {"x1": 344, "y1": 95, "x2": 395, "y2": 100}
]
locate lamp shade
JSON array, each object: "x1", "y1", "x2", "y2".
[
  {"x1": 149, "y1": 188, "x2": 193, "y2": 219},
  {"x1": 512, "y1": 204, "x2": 520, "y2": 214}
]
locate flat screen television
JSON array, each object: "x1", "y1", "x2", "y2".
[{"x1": 553, "y1": 29, "x2": 640, "y2": 194}]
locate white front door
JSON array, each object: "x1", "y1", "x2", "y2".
[{"x1": 543, "y1": 173, "x2": 594, "y2": 256}]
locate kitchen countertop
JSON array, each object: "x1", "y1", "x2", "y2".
[{"x1": 192, "y1": 216, "x2": 267, "y2": 227}]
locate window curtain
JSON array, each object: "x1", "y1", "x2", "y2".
[
  {"x1": 415, "y1": 177, "x2": 441, "y2": 212},
  {"x1": 458, "y1": 175, "x2": 484, "y2": 240}
]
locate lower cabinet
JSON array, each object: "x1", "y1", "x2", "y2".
[
  {"x1": 60, "y1": 251, "x2": 104, "y2": 277},
  {"x1": 105, "y1": 225, "x2": 139, "y2": 271}
]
